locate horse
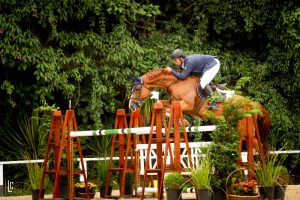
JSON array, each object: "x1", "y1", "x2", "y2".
[{"x1": 128, "y1": 67, "x2": 271, "y2": 158}]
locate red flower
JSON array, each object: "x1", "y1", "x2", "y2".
[{"x1": 229, "y1": 177, "x2": 258, "y2": 196}]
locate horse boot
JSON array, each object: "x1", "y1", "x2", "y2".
[{"x1": 204, "y1": 84, "x2": 219, "y2": 110}]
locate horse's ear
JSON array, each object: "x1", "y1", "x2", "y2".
[
  {"x1": 129, "y1": 75, "x2": 136, "y2": 80},
  {"x1": 129, "y1": 75, "x2": 141, "y2": 82}
]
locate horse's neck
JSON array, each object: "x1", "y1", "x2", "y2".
[{"x1": 142, "y1": 71, "x2": 176, "y2": 90}]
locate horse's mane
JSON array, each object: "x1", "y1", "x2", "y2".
[
  {"x1": 143, "y1": 67, "x2": 198, "y2": 83},
  {"x1": 143, "y1": 67, "x2": 166, "y2": 79}
]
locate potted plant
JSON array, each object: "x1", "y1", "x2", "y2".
[
  {"x1": 47, "y1": 157, "x2": 69, "y2": 198},
  {"x1": 164, "y1": 172, "x2": 185, "y2": 200},
  {"x1": 226, "y1": 168, "x2": 260, "y2": 200},
  {"x1": 87, "y1": 135, "x2": 114, "y2": 197},
  {"x1": 25, "y1": 161, "x2": 44, "y2": 200},
  {"x1": 189, "y1": 157, "x2": 212, "y2": 200},
  {"x1": 124, "y1": 172, "x2": 134, "y2": 195},
  {"x1": 274, "y1": 166, "x2": 290, "y2": 200},
  {"x1": 24, "y1": 155, "x2": 49, "y2": 200},
  {"x1": 96, "y1": 159, "x2": 114, "y2": 198},
  {"x1": 254, "y1": 153, "x2": 282, "y2": 200},
  {"x1": 74, "y1": 181, "x2": 97, "y2": 198}
]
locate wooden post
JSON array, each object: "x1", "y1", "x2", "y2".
[
  {"x1": 105, "y1": 109, "x2": 128, "y2": 197},
  {"x1": 41, "y1": 110, "x2": 89, "y2": 200},
  {"x1": 141, "y1": 102, "x2": 166, "y2": 200}
]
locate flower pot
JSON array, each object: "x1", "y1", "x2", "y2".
[
  {"x1": 32, "y1": 189, "x2": 44, "y2": 200},
  {"x1": 76, "y1": 192, "x2": 96, "y2": 199},
  {"x1": 273, "y1": 185, "x2": 287, "y2": 200},
  {"x1": 59, "y1": 184, "x2": 68, "y2": 198},
  {"x1": 228, "y1": 194, "x2": 260, "y2": 200},
  {"x1": 195, "y1": 189, "x2": 213, "y2": 200},
  {"x1": 166, "y1": 189, "x2": 182, "y2": 200},
  {"x1": 99, "y1": 185, "x2": 112, "y2": 198},
  {"x1": 258, "y1": 186, "x2": 274, "y2": 200}
]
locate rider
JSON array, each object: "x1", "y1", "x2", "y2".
[{"x1": 166, "y1": 49, "x2": 220, "y2": 110}]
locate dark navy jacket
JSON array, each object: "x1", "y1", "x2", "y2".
[{"x1": 171, "y1": 54, "x2": 217, "y2": 79}]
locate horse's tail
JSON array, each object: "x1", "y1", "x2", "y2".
[{"x1": 257, "y1": 104, "x2": 271, "y2": 153}]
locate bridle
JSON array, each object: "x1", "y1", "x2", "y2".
[
  {"x1": 129, "y1": 72, "x2": 176, "y2": 107},
  {"x1": 130, "y1": 78, "x2": 152, "y2": 107}
]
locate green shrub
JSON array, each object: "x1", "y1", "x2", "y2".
[{"x1": 164, "y1": 172, "x2": 185, "y2": 189}]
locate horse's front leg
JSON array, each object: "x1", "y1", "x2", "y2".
[{"x1": 158, "y1": 100, "x2": 172, "y2": 114}]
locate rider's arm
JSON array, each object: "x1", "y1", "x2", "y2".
[{"x1": 170, "y1": 62, "x2": 194, "y2": 79}]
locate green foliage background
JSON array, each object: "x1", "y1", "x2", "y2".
[{"x1": 0, "y1": 0, "x2": 299, "y2": 167}]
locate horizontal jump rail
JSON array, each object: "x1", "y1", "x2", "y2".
[{"x1": 70, "y1": 125, "x2": 217, "y2": 137}]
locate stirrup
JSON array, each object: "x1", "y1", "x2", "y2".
[{"x1": 207, "y1": 102, "x2": 219, "y2": 110}]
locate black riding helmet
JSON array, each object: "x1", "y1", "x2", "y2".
[{"x1": 171, "y1": 49, "x2": 186, "y2": 59}]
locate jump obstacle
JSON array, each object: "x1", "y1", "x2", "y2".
[
  {"x1": 70, "y1": 126, "x2": 216, "y2": 137},
  {"x1": 41, "y1": 100, "x2": 261, "y2": 200}
]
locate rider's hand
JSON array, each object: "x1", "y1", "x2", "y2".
[{"x1": 166, "y1": 67, "x2": 172, "y2": 72}]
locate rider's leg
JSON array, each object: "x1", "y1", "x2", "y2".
[
  {"x1": 201, "y1": 59, "x2": 220, "y2": 110},
  {"x1": 200, "y1": 60, "x2": 220, "y2": 89},
  {"x1": 204, "y1": 84, "x2": 219, "y2": 110}
]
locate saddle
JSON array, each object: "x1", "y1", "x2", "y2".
[{"x1": 197, "y1": 82, "x2": 227, "y2": 98}]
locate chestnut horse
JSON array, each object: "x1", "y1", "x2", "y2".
[{"x1": 129, "y1": 67, "x2": 271, "y2": 158}]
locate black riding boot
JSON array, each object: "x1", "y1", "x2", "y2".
[{"x1": 204, "y1": 85, "x2": 219, "y2": 110}]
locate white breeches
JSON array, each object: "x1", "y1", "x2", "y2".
[{"x1": 200, "y1": 59, "x2": 220, "y2": 89}]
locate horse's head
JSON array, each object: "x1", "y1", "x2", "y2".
[
  {"x1": 129, "y1": 75, "x2": 152, "y2": 112},
  {"x1": 128, "y1": 68, "x2": 176, "y2": 112}
]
